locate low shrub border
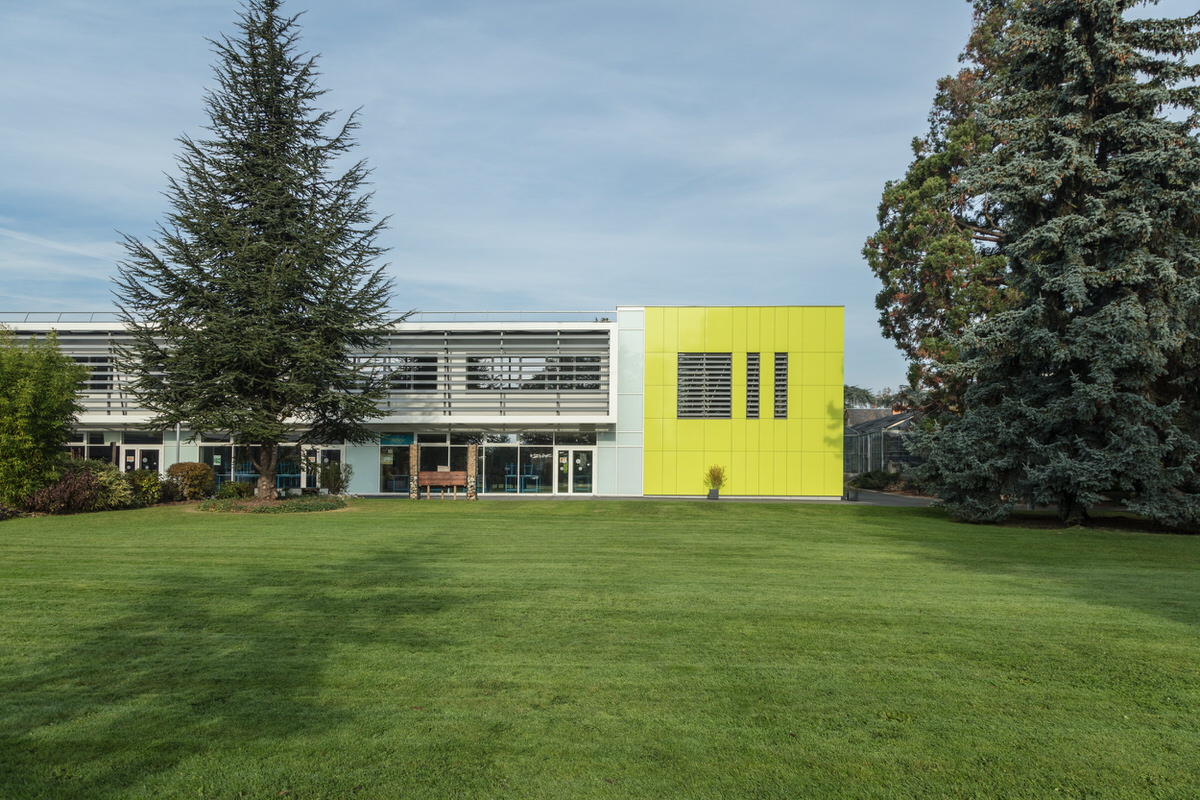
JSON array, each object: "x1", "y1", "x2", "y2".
[{"x1": 197, "y1": 496, "x2": 348, "y2": 513}]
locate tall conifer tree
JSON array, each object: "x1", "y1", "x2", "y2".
[
  {"x1": 114, "y1": 0, "x2": 394, "y2": 498},
  {"x1": 919, "y1": 0, "x2": 1200, "y2": 526},
  {"x1": 863, "y1": 0, "x2": 1020, "y2": 417}
]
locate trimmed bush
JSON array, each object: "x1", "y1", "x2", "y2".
[
  {"x1": 87, "y1": 462, "x2": 135, "y2": 511},
  {"x1": 160, "y1": 478, "x2": 182, "y2": 503},
  {"x1": 166, "y1": 462, "x2": 216, "y2": 501},
  {"x1": 125, "y1": 469, "x2": 163, "y2": 507},
  {"x1": 0, "y1": 502, "x2": 25, "y2": 521}
]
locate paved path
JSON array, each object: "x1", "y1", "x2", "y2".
[
  {"x1": 847, "y1": 489, "x2": 937, "y2": 507},
  {"x1": 476, "y1": 490, "x2": 937, "y2": 507}
]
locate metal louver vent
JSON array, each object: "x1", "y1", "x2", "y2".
[
  {"x1": 677, "y1": 352, "x2": 732, "y2": 418},
  {"x1": 774, "y1": 352, "x2": 788, "y2": 419},
  {"x1": 746, "y1": 353, "x2": 760, "y2": 419}
]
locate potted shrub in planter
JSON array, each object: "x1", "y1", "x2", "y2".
[{"x1": 703, "y1": 464, "x2": 727, "y2": 500}]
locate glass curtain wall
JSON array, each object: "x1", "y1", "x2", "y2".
[
  {"x1": 380, "y1": 433, "x2": 414, "y2": 494},
  {"x1": 377, "y1": 431, "x2": 596, "y2": 495},
  {"x1": 478, "y1": 433, "x2": 591, "y2": 494},
  {"x1": 65, "y1": 431, "x2": 117, "y2": 463},
  {"x1": 198, "y1": 440, "x2": 339, "y2": 490},
  {"x1": 417, "y1": 433, "x2": 473, "y2": 474}
]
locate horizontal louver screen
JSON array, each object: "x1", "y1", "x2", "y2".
[
  {"x1": 32, "y1": 327, "x2": 612, "y2": 419},
  {"x1": 677, "y1": 352, "x2": 732, "y2": 419},
  {"x1": 366, "y1": 330, "x2": 612, "y2": 417}
]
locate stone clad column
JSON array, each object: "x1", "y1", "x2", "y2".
[
  {"x1": 467, "y1": 443, "x2": 478, "y2": 500},
  {"x1": 408, "y1": 444, "x2": 419, "y2": 499}
]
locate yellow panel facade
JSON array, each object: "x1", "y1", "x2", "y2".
[
  {"x1": 744, "y1": 307, "x2": 762, "y2": 352},
  {"x1": 644, "y1": 450, "x2": 664, "y2": 495},
  {"x1": 661, "y1": 307, "x2": 679, "y2": 354},
  {"x1": 826, "y1": 311, "x2": 844, "y2": 355},
  {"x1": 730, "y1": 307, "x2": 748, "y2": 354},
  {"x1": 799, "y1": 309, "x2": 823, "y2": 352},
  {"x1": 704, "y1": 307, "x2": 733, "y2": 351},
  {"x1": 643, "y1": 306, "x2": 843, "y2": 497},
  {"x1": 676, "y1": 307, "x2": 706, "y2": 351}
]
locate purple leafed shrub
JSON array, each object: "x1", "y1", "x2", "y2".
[{"x1": 25, "y1": 470, "x2": 103, "y2": 515}]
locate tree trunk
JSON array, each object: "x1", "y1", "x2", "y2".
[
  {"x1": 1058, "y1": 494, "x2": 1088, "y2": 527},
  {"x1": 254, "y1": 440, "x2": 279, "y2": 500}
]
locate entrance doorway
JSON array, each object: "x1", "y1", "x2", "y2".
[
  {"x1": 556, "y1": 449, "x2": 594, "y2": 494},
  {"x1": 304, "y1": 448, "x2": 344, "y2": 491},
  {"x1": 123, "y1": 448, "x2": 161, "y2": 473}
]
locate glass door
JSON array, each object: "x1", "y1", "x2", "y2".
[
  {"x1": 556, "y1": 449, "x2": 595, "y2": 494},
  {"x1": 571, "y1": 450, "x2": 593, "y2": 494},
  {"x1": 306, "y1": 448, "x2": 344, "y2": 491},
  {"x1": 124, "y1": 448, "x2": 161, "y2": 473},
  {"x1": 380, "y1": 446, "x2": 410, "y2": 494}
]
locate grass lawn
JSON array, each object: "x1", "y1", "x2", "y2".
[{"x1": 1, "y1": 500, "x2": 1197, "y2": 799}]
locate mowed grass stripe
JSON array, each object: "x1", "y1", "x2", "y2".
[{"x1": 1, "y1": 500, "x2": 1197, "y2": 799}]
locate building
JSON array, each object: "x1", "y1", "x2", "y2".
[
  {"x1": 843, "y1": 410, "x2": 921, "y2": 476},
  {"x1": 3, "y1": 305, "x2": 844, "y2": 498}
]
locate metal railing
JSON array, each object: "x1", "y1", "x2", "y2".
[
  {"x1": 403, "y1": 311, "x2": 614, "y2": 323},
  {"x1": 0, "y1": 311, "x2": 123, "y2": 324}
]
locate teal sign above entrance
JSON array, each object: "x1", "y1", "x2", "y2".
[{"x1": 380, "y1": 433, "x2": 415, "y2": 446}]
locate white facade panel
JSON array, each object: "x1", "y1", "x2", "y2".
[{"x1": 614, "y1": 307, "x2": 646, "y2": 497}]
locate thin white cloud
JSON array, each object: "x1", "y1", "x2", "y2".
[
  {"x1": 2, "y1": 0, "x2": 1036, "y2": 389},
  {"x1": 0, "y1": 227, "x2": 117, "y2": 264}
]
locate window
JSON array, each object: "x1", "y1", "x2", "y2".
[
  {"x1": 677, "y1": 353, "x2": 732, "y2": 418},
  {"x1": 774, "y1": 353, "x2": 788, "y2": 419},
  {"x1": 389, "y1": 356, "x2": 438, "y2": 391},
  {"x1": 73, "y1": 355, "x2": 113, "y2": 391},
  {"x1": 746, "y1": 353, "x2": 760, "y2": 419},
  {"x1": 466, "y1": 355, "x2": 600, "y2": 391},
  {"x1": 466, "y1": 356, "x2": 542, "y2": 390},
  {"x1": 124, "y1": 431, "x2": 164, "y2": 445}
]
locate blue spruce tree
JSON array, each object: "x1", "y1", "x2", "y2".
[{"x1": 920, "y1": 0, "x2": 1200, "y2": 527}]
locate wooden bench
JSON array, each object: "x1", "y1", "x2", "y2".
[{"x1": 418, "y1": 470, "x2": 468, "y2": 499}]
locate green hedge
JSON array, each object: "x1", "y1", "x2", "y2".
[{"x1": 197, "y1": 496, "x2": 348, "y2": 513}]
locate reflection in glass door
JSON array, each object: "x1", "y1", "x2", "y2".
[
  {"x1": 556, "y1": 449, "x2": 594, "y2": 494},
  {"x1": 124, "y1": 448, "x2": 161, "y2": 473},
  {"x1": 305, "y1": 448, "x2": 343, "y2": 490},
  {"x1": 572, "y1": 450, "x2": 593, "y2": 493}
]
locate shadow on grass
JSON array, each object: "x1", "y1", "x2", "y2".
[
  {"x1": 879, "y1": 507, "x2": 1200, "y2": 630},
  {"x1": 0, "y1": 545, "x2": 464, "y2": 799}
]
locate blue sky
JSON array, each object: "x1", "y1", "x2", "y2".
[{"x1": 3, "y1": 1, "x2": 1193, "y2": 389}]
